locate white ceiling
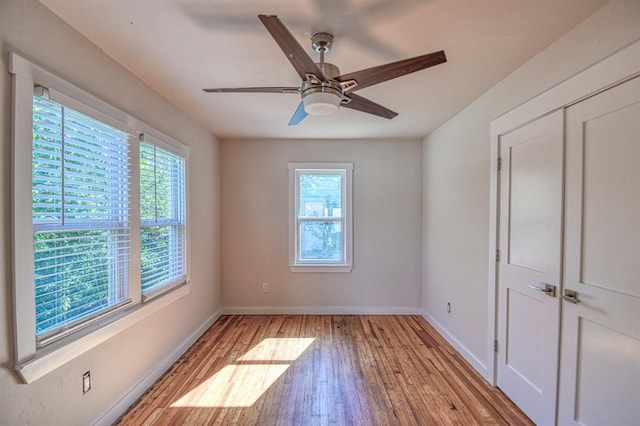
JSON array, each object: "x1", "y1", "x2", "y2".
[{"x1": 38, "y1": 0, "x2": 607, "y2": 140}]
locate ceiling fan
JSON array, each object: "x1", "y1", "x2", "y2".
[{"x1": 203, "y1": 15, "x2": 446, "y2": 126}]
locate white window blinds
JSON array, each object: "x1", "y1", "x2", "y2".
[
  {"x1": 32, "y1": 96, "x2": 131, "y2": 341},
  {"x1": 139, "y1": 140, "x2": 186, "y2": 298}
]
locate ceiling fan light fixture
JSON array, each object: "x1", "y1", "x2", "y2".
[
  {"x1": 303, "y1": 91, "x2": 341, "y2": 115},
  {"x1": 301, "y1": 80, "x2": 343, "y2": 116}
]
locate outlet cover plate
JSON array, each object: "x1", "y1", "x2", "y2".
[{"x1": 82, "y1": 371, "x2": 91, "y2": 394}]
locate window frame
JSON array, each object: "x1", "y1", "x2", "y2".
[
  {"x1": 139, "y1": 135, "x2": 188, "y2": 301},
  {"x1": 288, "y1": 162, "x2": 353, "y2": 273},
  {"x1": 10, "y1": 52, "x2": 190, "y2": 383}
]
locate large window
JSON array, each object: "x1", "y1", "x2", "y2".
[
  {"x1": 11, "y1": 53, "x2": 190, "y2": 383},
  {"x1": 32, "y1": 95, "x2": 131, "y2": 344},
  {"x1": 288, "y1": 163, "x2": 353, "y2": 272}
]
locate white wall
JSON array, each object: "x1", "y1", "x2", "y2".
[
  {"x1": 421, "y1": 0, "x2": 640, "y2": 378},
  {"x1": 0, "y1": 0, "x2": 221, "y2": 424},
  {"x1": 221, "y1": 138, "x2": 422, "y2": 312}
]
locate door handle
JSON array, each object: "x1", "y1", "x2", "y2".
[
  {"x1": 529, "y1": 283, "x2": 556, "y2": 297},
  {"x1": 561, "y1": 289, "x2": 580, "y2": 304}
]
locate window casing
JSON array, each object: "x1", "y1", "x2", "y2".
[
  {"x1": 10, "y1": 53, "x2": 190, "y2": 383},
  {"x1": 288, "y1": 163, "x2": 353, "y2": 272}
]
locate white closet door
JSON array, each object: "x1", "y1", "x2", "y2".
[
  {"x1": 559, "y1": 76, "x2": 640, "y2": 425},
  {"x1": 497, "y1": 110, "x2": 563, "y2": 426}
]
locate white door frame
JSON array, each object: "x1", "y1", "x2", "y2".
[{"x1": 486, "y1": 39, "x2": 640, "y2": 385}]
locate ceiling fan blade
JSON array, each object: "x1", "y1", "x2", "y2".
[
  {"x1": 258, "y1": 15, "x2": 325, "y2": 81},
  {"x1": 336, "y1": 50, "x2": 446, "y2": 92},
  {"x1": 342, "y1": 93, "x2": 398, "y2": 119},
  {"x1": 288, "y1": 102, "x2": 308, "y2": 126},
  {"x1": 203, "y1": 87, "x2": 299, "y2": 94}
]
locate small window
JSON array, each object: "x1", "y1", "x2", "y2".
[
  {"x1": 139, "y1": 139, "x2": 187, "y2": 299},
  {"x1": 288, "y1": 163, "x2": 353, "y2": 272}
]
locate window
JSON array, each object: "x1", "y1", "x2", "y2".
[
  {"x1": 11, "y1": 53, "x2": 190, "y2": 382},
  {"x1": 32, "y1": 95, "x2": 132, "y2": 344},
  {"x1": 288, "y1": 163, "x2": 353, "y2": 272},
  {"x1": 140, "y1": 139, "x2": 186, "y2": 299}
]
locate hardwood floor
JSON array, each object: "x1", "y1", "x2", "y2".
[{"x1": 117, "y1": 315, "x2": 532, "y2": 425}]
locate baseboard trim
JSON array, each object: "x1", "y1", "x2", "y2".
[
  {"x1": 420, "y1": 310, "x2": 489, "y2": 381},
  {"x1": 221, "y1": 306, "x2": 423, "y2": 315},
  {"x1": 94, "y1": 309, "x2": 223, "y2": 426}
]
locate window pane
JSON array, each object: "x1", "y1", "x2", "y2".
[
  {"x1": 299, "y1": 221, "x2": 342, "y2": 261},
  {"x1": 141, "y1": 225, "x2": 185, "y2": 292},
  {"x1": 33, "y1": 97, "x2": 130, "y2": 225},
  {"x1": 140, "y1": 143, "x2": 186, "y2": 223},
  {"x1": 34, "y1": 229, "x2": 128, "y2": 335},
  {"x1": 299, "y1": 173, "x2": 342, "y2": 218}
]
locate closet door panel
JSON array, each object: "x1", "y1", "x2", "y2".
[
  {"x1": 559, "y1": 76, "x2": 640, "y2": 426},
  {"x1": 496, "y1": 110, "x2": 563, "y2": 426},
  {"x1": 580, "y1": 99, "x2": 639, "y2": 296}
]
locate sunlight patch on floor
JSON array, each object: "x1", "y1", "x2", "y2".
[
  {"x1": 170, "y1": 337, "x2": 315, "y2": 408},
  {"x1": 237, "y1": 337, "x2": 316, "y2": 362}
]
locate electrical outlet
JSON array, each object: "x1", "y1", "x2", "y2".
[
  {"x1": 82, "y1": 371, "x2": 91, "y2": 394},
  {"x1": 447, "y1": 302, "x2": 451, "y2": 314},
  {"x1": 262, "y1": 282, "x2": 270, "y2": 292}
]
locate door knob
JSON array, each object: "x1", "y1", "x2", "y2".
[
  {"x1": 561, "y1": 289, "x2": 580, "y2": 304},
  {"x1": 529, "y1": 283, "x2": 556, "y2": 297}
]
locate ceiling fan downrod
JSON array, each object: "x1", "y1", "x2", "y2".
[{"x1": 311, "y1": 32, "x2": 333, "y2": 75}]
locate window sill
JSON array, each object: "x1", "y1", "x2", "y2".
[
  {"x1": 289, "y1": 265, "x2": 353, "y2": 273},
  {"x1": 16, "y1": 283, "x2": 190, "y2": 384}
]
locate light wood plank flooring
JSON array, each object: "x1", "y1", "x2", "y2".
[{"x1": 117, "y1": 315, "x2": 532, "y2": 425}]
